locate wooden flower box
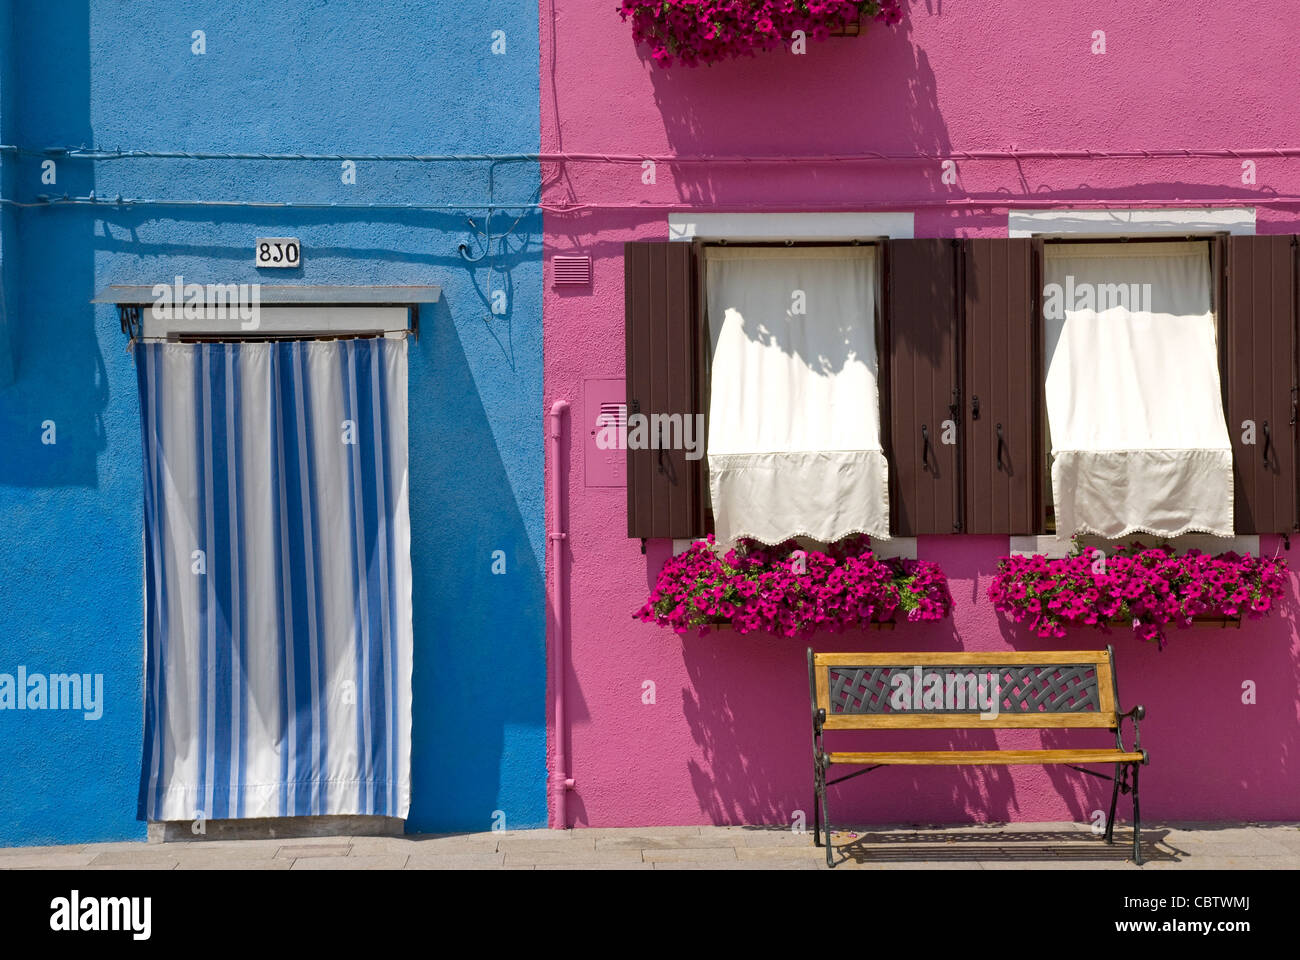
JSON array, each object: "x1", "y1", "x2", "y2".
[{"x1": 696, "y1": 619, "x2": 897, "y2": 634}]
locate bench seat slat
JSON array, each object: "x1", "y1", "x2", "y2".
[
  {"x1": 815, "y1": 651, "x2": 1111, "y2": 666},
  {"x1": 822, "y1": 713, "x2": 1118, "y2": 730},
  {"x1": 826, "y1": 748, "x2": 1143, "y2": 766}
]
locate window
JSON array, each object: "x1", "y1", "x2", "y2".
[
  {"x1": 702, "y1": 245, "x2": 888, "y2": 545},
  {"x1": 1041, "y1": 239, "x2": 1233, "y2": 538}
]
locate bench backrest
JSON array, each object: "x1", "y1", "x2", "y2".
[{"x1": 808, "y1": 649, "x2": 1120, "y2": 730}]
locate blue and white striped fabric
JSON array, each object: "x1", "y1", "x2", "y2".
[{"x1": 135, "y1": 338, "x2": 412, "y2": 822}]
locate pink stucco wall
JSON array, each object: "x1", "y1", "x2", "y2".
[{"x1": 541, "y1": 1, "x2": 1300, "y2": 827}]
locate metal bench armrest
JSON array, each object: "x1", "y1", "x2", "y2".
[{"x1": 1116, "y1": 704, "x2": 1146, "y2": 759}]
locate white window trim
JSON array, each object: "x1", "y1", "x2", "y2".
[
  {"x1": 669, "y1": 212, "x2": 915, "y2": 243},
  {"x1": 1012, "y1": 205, "x2": 1257, "y2": 556},
  {"x1": 668, "y1": 211, "x2": 918, "y2": 558},
  {"x1": 1009, "y1": 206, "x2": 1255, "y2": 239}
]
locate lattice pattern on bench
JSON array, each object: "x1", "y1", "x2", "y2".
[{"x1": 827, "y1": 664, "x2": 1101, "y2": 715}]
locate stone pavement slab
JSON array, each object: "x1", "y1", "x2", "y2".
[
  {"x1": 176, "y1": 858, "x2": 294, "y2": 870},
  {"x1": 405, "y1": 852, "x2": 507, "y2": 869},
  {"x1": 503, "y1": 847, "x2": 646, "y2": 866},
  {"x1": 1265, "y1": 827, "x2": 1300, "y2": 854},
  {"x1": 641, "y1": 846, "x2": 738, "y2": 863},
  {"x1": 89, "y1": 850, "x2": 189, "y2": 867},
  {"x1": 291, "y1": 854, "x2": 408, "y2": 870},
  {"x1": 274, "y1": 843, "x2": 352, "y2": 859},
  {"x1": 497, "y1": 835, "x2": 597, "y2": 854},
  {"x1": 596, "y1": 833, "x2": 734, "y2": 850},
  {"x1": 80, "y1": 862, "x2": 179, "y2": 870},
  {"x1": 142, "y1": 838, "x2": 284, "y2": 855},
  {"x1": 351, "y1": 834, "x2": 499, "y2": 855},
  {"x1": 0, "y1": 844, "x2": 87, "y2": 857},
  {"x1": 1, "y1": 852, "x2": 99, "y2": 869},
  {"x1": 653, "y1": 859, "x2": 821, "y2": 870},
  {"x1": 575, "y1": 826, "x2": 703, "y2": 839},
  {"x1": 537, "y1": 862, "x2": 655, "y2": 870}
]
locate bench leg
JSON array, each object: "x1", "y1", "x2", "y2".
[
  {"x1": 820, "y1": 770, "x2": 834, "y2": 867},
  {"x1": 1104, "y1": 763, "x2": 1121, "y2": 844},
  {"x1": 1131, "y1": 763, "x2": 1144, "y2": 866},
  {"x1": 813, "y1": 765, "x2": 822, "y2": 848}
]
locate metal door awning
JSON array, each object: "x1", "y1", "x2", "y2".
[{"x1": 92, "y1": 284, "x2": 441, "y2": 342}]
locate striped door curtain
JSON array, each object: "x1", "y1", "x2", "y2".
[{"x1": 135, "y1": 338, "x2": 412, "y2": 822}]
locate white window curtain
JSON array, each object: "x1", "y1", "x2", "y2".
[
  {"x1": 135, "y1": 338, "x2": 412, "y2": 822},
  {"x1": 704, "y1": 246, "x2": 889, "y2": 545},
  {"x1": 1044, "y1": 241, "x2": 1233, "y2": 538}
]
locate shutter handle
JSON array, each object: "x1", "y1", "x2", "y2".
[
  {"x1": 1262, "y1": 420, "x2": 1273, "y2": 468},
  {"x1": 1290, "y1": 387, "x2": 1297, "y2": 426},
  {"x1": 921, "y1": 424, "x2": 933, "y2": 472},
  {"x1": 971, "y1": 395, "x2": 980, "y2": 421},
  {"x1": 996, "y1": 423, "x2": 1006, "y2": 472}
]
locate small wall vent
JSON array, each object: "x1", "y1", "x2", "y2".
[
  {"x1": 583, "y1": 378, "x2": 626, "y2": 487},
  {"x1": 596, "y1": 402, "x2": 627, "y2": 430},
  {"x1": 554, "y1": 255, "x2": 592, "y2": 286}
]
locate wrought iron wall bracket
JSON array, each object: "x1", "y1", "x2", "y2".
[{"x1": 117, "y1": 304, "x2": 142, "y2": 350}]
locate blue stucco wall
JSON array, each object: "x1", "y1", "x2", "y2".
[
  {"x1": 0, "y1": 0, "x2": 15, "y2": 385},
  {"x1": 0, "y1": 0, "x2": 544, "y2": 844}
]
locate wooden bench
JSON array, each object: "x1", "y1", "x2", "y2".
[{"x1": 807, "y1": 647, "x2": 1148, "y2": 867}]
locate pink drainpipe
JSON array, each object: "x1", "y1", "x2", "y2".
[{"x1": 548, "y1": 400, "x2": 575, "y2": 827}]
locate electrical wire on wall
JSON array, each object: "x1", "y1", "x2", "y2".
[
  {"x1": 4, "y1": 144, "x2": 1300, "y2": 215},
  {"x1": 8, "y1": 145, "x2": 1300, "y2": 161},
  {"x1": 7, "y1": 195, "x2": 1300, "y2": 212}
]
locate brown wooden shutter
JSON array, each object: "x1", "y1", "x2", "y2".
[
  {"x1": 962, "y1": 237, "x2": 1040, "y2": 534},
  {"x1": 1225, "y1": 234, "x2": 1298, "y2": 535},
  {"x1": 624, "y1": 241, "x2": 707, "y2": 539},
  {"x1": 885, "y1": 239, "x2": 961, "y2": 535}
]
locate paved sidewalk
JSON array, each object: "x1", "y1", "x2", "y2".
[{"x1": 2, "y1": 823, "x2": 1297, "y2": 870}]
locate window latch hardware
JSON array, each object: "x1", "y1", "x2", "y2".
[
  {"x1": 971, "y1": 395, "x2": 980, "y2": 421},
  {"x1": 921, "y1": 424, "x2": 933, "y2": 472},
  {"x1": 1262, "y1": 420, "x2": 1273, "y2": 468},
  {"x1": 996, "y1": 423, "x2": 1006, "y2": 472}
]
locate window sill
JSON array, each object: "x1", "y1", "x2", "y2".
[
  {"x1": 672, "y1": 536, "x2": 918, "y2": 559},
  {"x1": 1009, "y1": 533, "x2": 1260, "y2": 559},
  {"x1": 1107, "y1": 615, "x2": 1242, "y2": 630},
  {"x1": 692, "y1": 620, "x2": 897, "y2": 635}
]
